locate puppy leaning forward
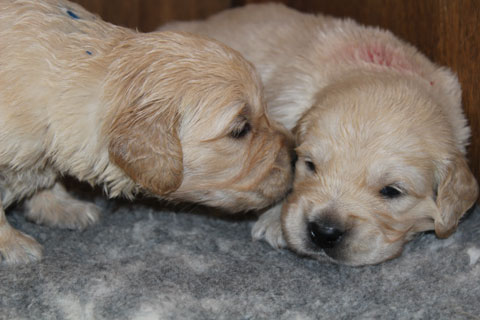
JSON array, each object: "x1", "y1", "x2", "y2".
[
  {"x1": 0, "y1": 0, "x2": 294, "y2": 264},
  {"x1": 162, "y1": 3, "x2": 479, "y2": 266}
]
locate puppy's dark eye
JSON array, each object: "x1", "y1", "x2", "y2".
[
  {"x1": 305, "y1": 160, "x2": 316, "y2": 172},
  {"x1": 230, "y1": 122, "x2": 251, "y2": 139},
  {"x1": 380, "y1": 185, "x2": 403, "y2": 199}
]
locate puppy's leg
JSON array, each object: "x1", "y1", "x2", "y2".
[
  {"x1": 25, "y1": 182, "x2": 100, "y2": 230},
  {"x1": 0, "y1": 199, "x2": 43, "y2": 263},
  {"x1": 251, "y1": 203, "x2": 286, "y2": 249}
]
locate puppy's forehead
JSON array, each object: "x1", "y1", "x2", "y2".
[
  {"x1": 300, "y1": 106, "x2": 435, "y2": 167},
  {"x1": 197, "y1": 74, "x2": 264, "y2": 117},
  {"x1": 295, "y1": 76, "x2": 455, "y2": 195},
  {"x1": 300, "y1": 76, "x2": 452, "y2": 152}
]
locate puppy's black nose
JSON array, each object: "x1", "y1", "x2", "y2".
[{"x1": 308, "y1": 221, "x2": 344, "y2": 249}]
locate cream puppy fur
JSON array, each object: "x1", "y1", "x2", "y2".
[
  {"x1": 162, "y1": 3, "x2": 479, "y2": 265},
  {"x1": 0, "y1": 0, "x2": 294, "y2": 264}
]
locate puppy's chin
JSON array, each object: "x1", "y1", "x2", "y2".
[
  {"x1": 179, "y1": 190, "x2": 267, "y2": 213},
  {"x1": 166, "y1": 172, "x2": 292, "y2": 213},
  {"x1": 307, "y1": 232, "x2": 405, "y2": 267},
  {"x1": 284, "y1": 224, "x2": 406, "y2": 266},
  {"x1": 281, "y1": 198, "x2": 408, "y2": 266},
  {"x1": 168, "y1": 155, "x2": 293, "y2": 213}
]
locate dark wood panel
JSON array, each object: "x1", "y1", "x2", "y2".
[
  {"x1": 436, "y1": 0, "x2": 480, "y2": 181},
  {"x1": 72, "y1": 0, "x2": 141, "y2": 29},
  {"x1": 71, "y1": 0, "x2": 232, "y2": 31},
  {"x1": 137, "y1": 0, "x2": 232, "y2": 32}
]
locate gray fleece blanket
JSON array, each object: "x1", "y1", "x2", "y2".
[{"x1": 1, "y1": 189, "x2": 479, "y2": 320}]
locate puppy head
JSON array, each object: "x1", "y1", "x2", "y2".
[
  {"x1": 283, "y1": 72, "x2": 478, "y2": 266},
  {"x1": 105, "y1": 32, "x2": 293, "y2": 211}
]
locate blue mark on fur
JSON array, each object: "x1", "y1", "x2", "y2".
[
  {"x1": 86, "y1": 51, "x2": 92, "y2": 55},
  {"x1": 67, "y1": 10, "x2": 79, "y2": 19}
]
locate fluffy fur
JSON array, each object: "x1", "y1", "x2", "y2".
[
  {"x1": 0, "y1": 0, "x2": 294, "y2": 264},
  {"x1": 162, "y1": 3, "x2": 479, "y2": 265}
]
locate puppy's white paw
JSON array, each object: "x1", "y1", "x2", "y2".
[
  {"x1": 0, "y1": 225, "x2": 43, "y2": 264},
  {"x1": 25, "y1": 183, "x2": 100, "y2": 230},
  {"x1": 251, "y1": 204, "x2": 287, "y2": 249}
]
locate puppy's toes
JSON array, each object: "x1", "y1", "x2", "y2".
[
  {"x1": 56, "y1": 201, "x2": 101, "y2": 230},
  {"x1": 25, "y1": 183, "x2": 101, "y2": 230},
  {"x1": 26, "y1": 198, "x2": 101, "y2": 230},
  {"x1": 0, "y1": 226, "x2": 43, "y2": 264},
  {"x1": 59, "y1": 200, "x2": 100, "y2": 230},
  {"x1": 251, "y1": 205, "x2": 287, "y2": 249}
]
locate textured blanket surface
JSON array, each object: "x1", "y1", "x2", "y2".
[{"x1": 1, "y1": 194, "x2": 479, "y2": 320}]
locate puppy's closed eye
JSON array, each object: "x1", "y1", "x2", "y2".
[
  {"x1": 230, "y1": 121, "x2": 251, "y2": 139},
  {"x1": 297, "y1": 152, "x2": 316, "y2": 173},
  {"x1": 305, "y1": 159, "x2": 316, "y2": 173},
  {"x1": 379, "y1": 185, "x2": 404, "y2": 199}
]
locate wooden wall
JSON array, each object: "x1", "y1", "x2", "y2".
[
  {"x1": 72, "y1": 0, "x2": 232, "y2": 31},
  {"x1": 72, "y1": 0, "x2": 480, "y2": 182}
]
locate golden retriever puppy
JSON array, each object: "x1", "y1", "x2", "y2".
[
  {"x1": 161, "y1": 3, "x2": 479, "y2": 265},
  {"x1": 0, "y1": 0, "x2": 294, "y2": 264}
]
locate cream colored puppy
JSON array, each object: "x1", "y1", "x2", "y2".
[
  {"x1": 162, "y1": 3, "x2": 479, "y2": 265},
  {"x1": 0, "y1": 0, "x2": 294, "y2": 264}
]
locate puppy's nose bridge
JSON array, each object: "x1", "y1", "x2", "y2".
[{"x1": 308, "y1": 221, "x2": 344, "y2": 249}]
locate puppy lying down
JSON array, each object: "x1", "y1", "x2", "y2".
[
  {"x1": 162, "y1": 3, "x2": 479, "y2": 265},
  {"x1": 0, "y1": 0, "x2": 294, "y2": 264}
]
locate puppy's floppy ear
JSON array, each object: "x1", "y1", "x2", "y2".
[
  {"x1": 108, "y1": 103, "x2": 183, "y2": 196},
  {"x1": 433, "y1": 152, "x2": 478, "y2": 238}
]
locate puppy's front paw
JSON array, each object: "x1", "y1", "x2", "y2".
[
  {"x1": 25, "y1": 183, "x2": 100, "y2": 230},
  {"x1": 251, "y1": 204, "x2": 286, "y2": 249},
  {"x1": 0, "y1": 225, "x2": 43, "y2": 264}
]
